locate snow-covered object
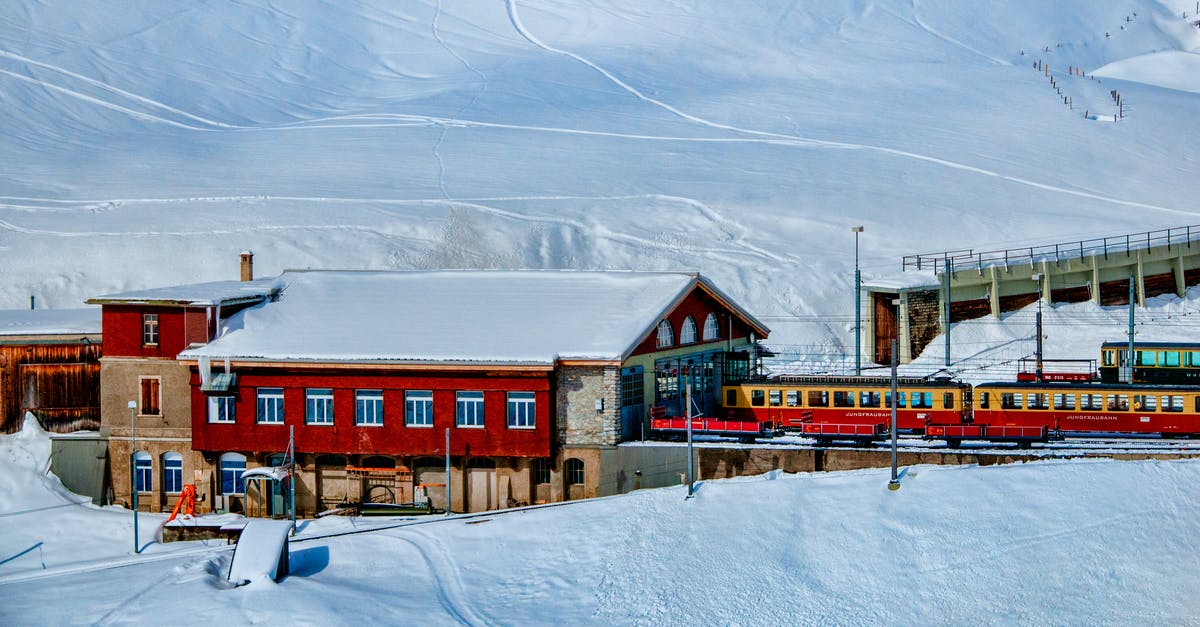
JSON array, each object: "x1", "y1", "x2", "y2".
[
  {"x1": 88, "y1": 278, "x2": 280, "y2": 307},
  {"x1": 226, "y1": 520, "x2": 292, "y2": 585},
  {"x1": 181, "y1": 270, "x2": 757, "y2": 364},
  {"x1": 0, "y1": 309, "x2": 100, "y2": 336},
  {"x1": 241, "y1": 466, "x2": 289, "y2": 481}
]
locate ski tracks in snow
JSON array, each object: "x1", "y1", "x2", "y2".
[
  {"x1": 502, "y1": 0, "x2": 1185, "y2": 216},
  {"x1": 388, "y1": 529, "x2": 492, "y2": 626}
]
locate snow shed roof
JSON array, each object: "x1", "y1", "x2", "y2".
[
  {"x1": 86, "y1": 278, "x2": 280, "y2": 307},
  {"x1": 180, "y1": 270, "x2": 768, "y2": 365},
  {"x1": 0, "y1": 308, "x2": 101, "y2": 337}
]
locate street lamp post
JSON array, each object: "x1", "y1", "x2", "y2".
[
  {"x1": 128, "y1": 400, "x2": 139, "y2": 553},
  {"x1": 852, "y1": 226, "x2": 865, "y2": 375}
]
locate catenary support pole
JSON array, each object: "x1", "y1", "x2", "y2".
[
  {"x1": 853, "y1": 226, "x2": 864, "y2": 375},
  {"x1": 1034, "y1": 274, "x2": 1044, "y2": 382},
  {"x1": 685, "y1": 367, "x2": 694, "y2": 499},
  {"x1": 1126, "y1": 277, "x2": 1135, "y2": 383},
  {"x1": 944, "y1": 257, "x2": 951, "y2": 367},
  {"x1": 888, "y1": 340, "x2": 900, "y2": 491}
]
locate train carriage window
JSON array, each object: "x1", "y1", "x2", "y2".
[
  {"x1": 860, "y1": 391, "x2": 881, "y2": 408},
  {"x1": 1135, "y1": 351, "x2": 1156, "y2": 366},
  {"x1": 786, "y1": 390, "x2": 800, "y2": 407},
  {"x1": 1163, "y1": 395, "x2": 1186, "y2": 413},
  {"x1": 1028, "y1": 393, "x2": 1048, "y2": 410},
  {"x1": 1106, "y1": 394, "x2": 1129, "y2": 411},
  {"x1": 751, "y1": 389, "x2": 765, "y2": 407},
  {"x1": 1080, "y1": 394, "x2": 1103, "y2": 411},
  {"x1": 978, "y1": 391, "x2": 989, "y2": 409},
  {"x1": 942, "y1": 392, "x2": 954, "y2": 409},
  {"x1": 885, "y1": 391, "x2": 906, "y2": 408},
  {"x1": 911, "y1": 392, "x2": 933, "y2": 409},
  {"x1": 1134, "y1": 395, "x2": 1157, "y2": 411},
  {"x1": 833, "y1": 391, "x2": 855, "y2": 407},
  {"x1": 726, "y1": 389, "x2": 738, "y2": 407},
  {"x1": 808, "y1": 390, "x2": 828, "y2": 407},
  {"x1": 1053, "y1": 393, "x2": 1075, "y2": 410},
  {"x1": 1188, "y1": 352, "x2": 1200, "y2": 367},
  {"x1": 1102, "y1": 350, "x2": 1116, "y2": 367},
  {"x1": 1000, "y1": 393, "x2": 1017, "y2": 409},
  {"x1": 1163, "y1": 351, "x2": 1182, "y2": 367},
  {"x1": 769, "y1": 390, "x2": 782, "y2": 406}
]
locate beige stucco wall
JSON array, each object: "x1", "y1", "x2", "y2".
[{"x1": 101, "y1": 357, "x2": 195, "y2": 512}]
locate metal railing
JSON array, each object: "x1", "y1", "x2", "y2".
[{"x1": 903, "y1": 224, "x2": 1200, "y2": 273}]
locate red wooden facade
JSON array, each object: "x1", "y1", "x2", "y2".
[
  {"x1": 190, "y1": 368, "x2": 554, "y2": 458},
  {"x1": 101, "y1": 305, "x2": 213, "y2": 358},
  {"x1": 628, "y1": 287, "x2": 760, "y2": 357}
]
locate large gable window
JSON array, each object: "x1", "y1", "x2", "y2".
[
  {"x1": 680, "y1": 316, "x2": 697, "y2": 345},
  {"x1": 703, "y1": 313, "x2": 720, "y2": 341},
  {"x1": 656, "y1": 320, "x2": 674, "y2": 349}
]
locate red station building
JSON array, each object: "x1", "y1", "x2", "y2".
[{"x1": 92, "y1": 259, "x2": 768, "y2": 515}]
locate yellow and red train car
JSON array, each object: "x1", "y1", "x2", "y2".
[{"x1": 720, "y1": 375, "x2": 973, "y2": 439}]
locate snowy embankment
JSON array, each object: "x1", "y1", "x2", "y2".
[{"x1": 2, "y1": 417, "x2": 1199, "y2": 624}]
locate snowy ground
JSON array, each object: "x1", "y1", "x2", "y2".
[
  {"x1": 3, "y1": 414, "x2": 1200, "y2": 625},
  {"x1": 1, "y1": 0, "x2": 1198, "y2": 363}
]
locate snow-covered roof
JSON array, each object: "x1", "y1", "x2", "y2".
[
  {"x1": 0, "y1": 308, "x2": 101, "y2": 337},
  {"x1": 87, "y1": 278, "x2": 280, "y2": 307},
  {"x1": 181, "y1": 270, "x2": 766, "y2": 365}
]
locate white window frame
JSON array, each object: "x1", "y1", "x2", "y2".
[
  {"x1": 219, "y1": 453, "x2": 247, "y2": 496},
  {"x1": 507, "y1": 391, "x2": 536, "y2": 429},
  {"x1": 257, "y1": 387, "x2": 285, "y2": 424},
  {"x1": 456, "y1": 391, "x2": 485, "y2": 428},
  {"x1": 142, "y1": 313, "x2": 159, "y2": 346},
  {"x1": 134, "y1": 450, "x2": 152, "y2": 493},
  {"x1": 356, "y1": 390, "x2": 384, "y2": 426},
  {"x1": 163, "y1": 452, "x2": 183, "y2": 494},
  {"x1": 656, "y1": 320, "x2": 674, "y2": 349},
  {"x1": 679, "y1": 316, "x2": 697, "y2": 345},
  {"x1": 306, "y1": 389, "x2": 334, "y2": 425},
  {"x1": 405, "y1": 390, "x2": 434, "y2": 427},
  {"x1": 703, "y1": 313, "x2": 720, "y2": 341},
  {"x1": 207, "y1": 395, "x2": 236, "y2": 423}
]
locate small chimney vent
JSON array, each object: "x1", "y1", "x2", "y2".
[{"x1": 240, "y1": 250, "x2": 254, "y2": 282}]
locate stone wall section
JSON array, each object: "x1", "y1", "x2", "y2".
[
  {"x1": 556, "y1": 365, "x2": 620, "y2": 446},
  {"x1": 906, "y1": 289, "x2": 940, "y2": 360}
]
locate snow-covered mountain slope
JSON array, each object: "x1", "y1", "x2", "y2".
[{"x1": 2, "y1": 1, "x2": 1198, "y2": 359}]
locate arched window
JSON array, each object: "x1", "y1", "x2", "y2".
[
  {"x1": 565, "y1": 458, "x2": 585, "y2": 485},
  {"x1": 656, "y1": 320, "x2": 674, "y2": 349},
  {"x1": 219, "y1": 453, "x2": 247, "y2": 495},
  {"x1": 162, "y1": 451, "x2": 183, "y2": 494},
  {"x1": 680, "y1": 316, "x2": 697, "y2": 345},
  {"x1": 134, "y1": 451, "x2": 152, "y2": 493},
  {"x1": 703, "y1": 313, "x2": 720, "y2": 341}
]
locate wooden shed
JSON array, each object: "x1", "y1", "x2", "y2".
[{"x1": 0, "y1": 309, "x2": 102, "y2": 433}]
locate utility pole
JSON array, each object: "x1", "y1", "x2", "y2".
[
  {"x1": 888, "y1": 339, "x2": 900, "y2": 491},
  {"x1": 288, "y1": 425, "x2": 296, "y2": 536},
  {"x1": 444, "y1": 428, "x2": 452, "y2": 515},
  {"x1": 128, "y1": 400, "x2": 139, "y2": 553}
]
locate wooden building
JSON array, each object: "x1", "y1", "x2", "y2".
[
  {"x1": 0, "y1": 309, "x2": 102, "y2": 434},
  {"x1": 90, "y1": 261, "x2": 768, "y2": 516}
]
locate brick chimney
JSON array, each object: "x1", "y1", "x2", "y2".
[{"x1": 240, "y1": 250, "x2": 254, "y2": 282}]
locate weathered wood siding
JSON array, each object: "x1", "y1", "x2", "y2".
[{"x1": 0, "y1": 342, "x2": 101, "y2": 433}]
